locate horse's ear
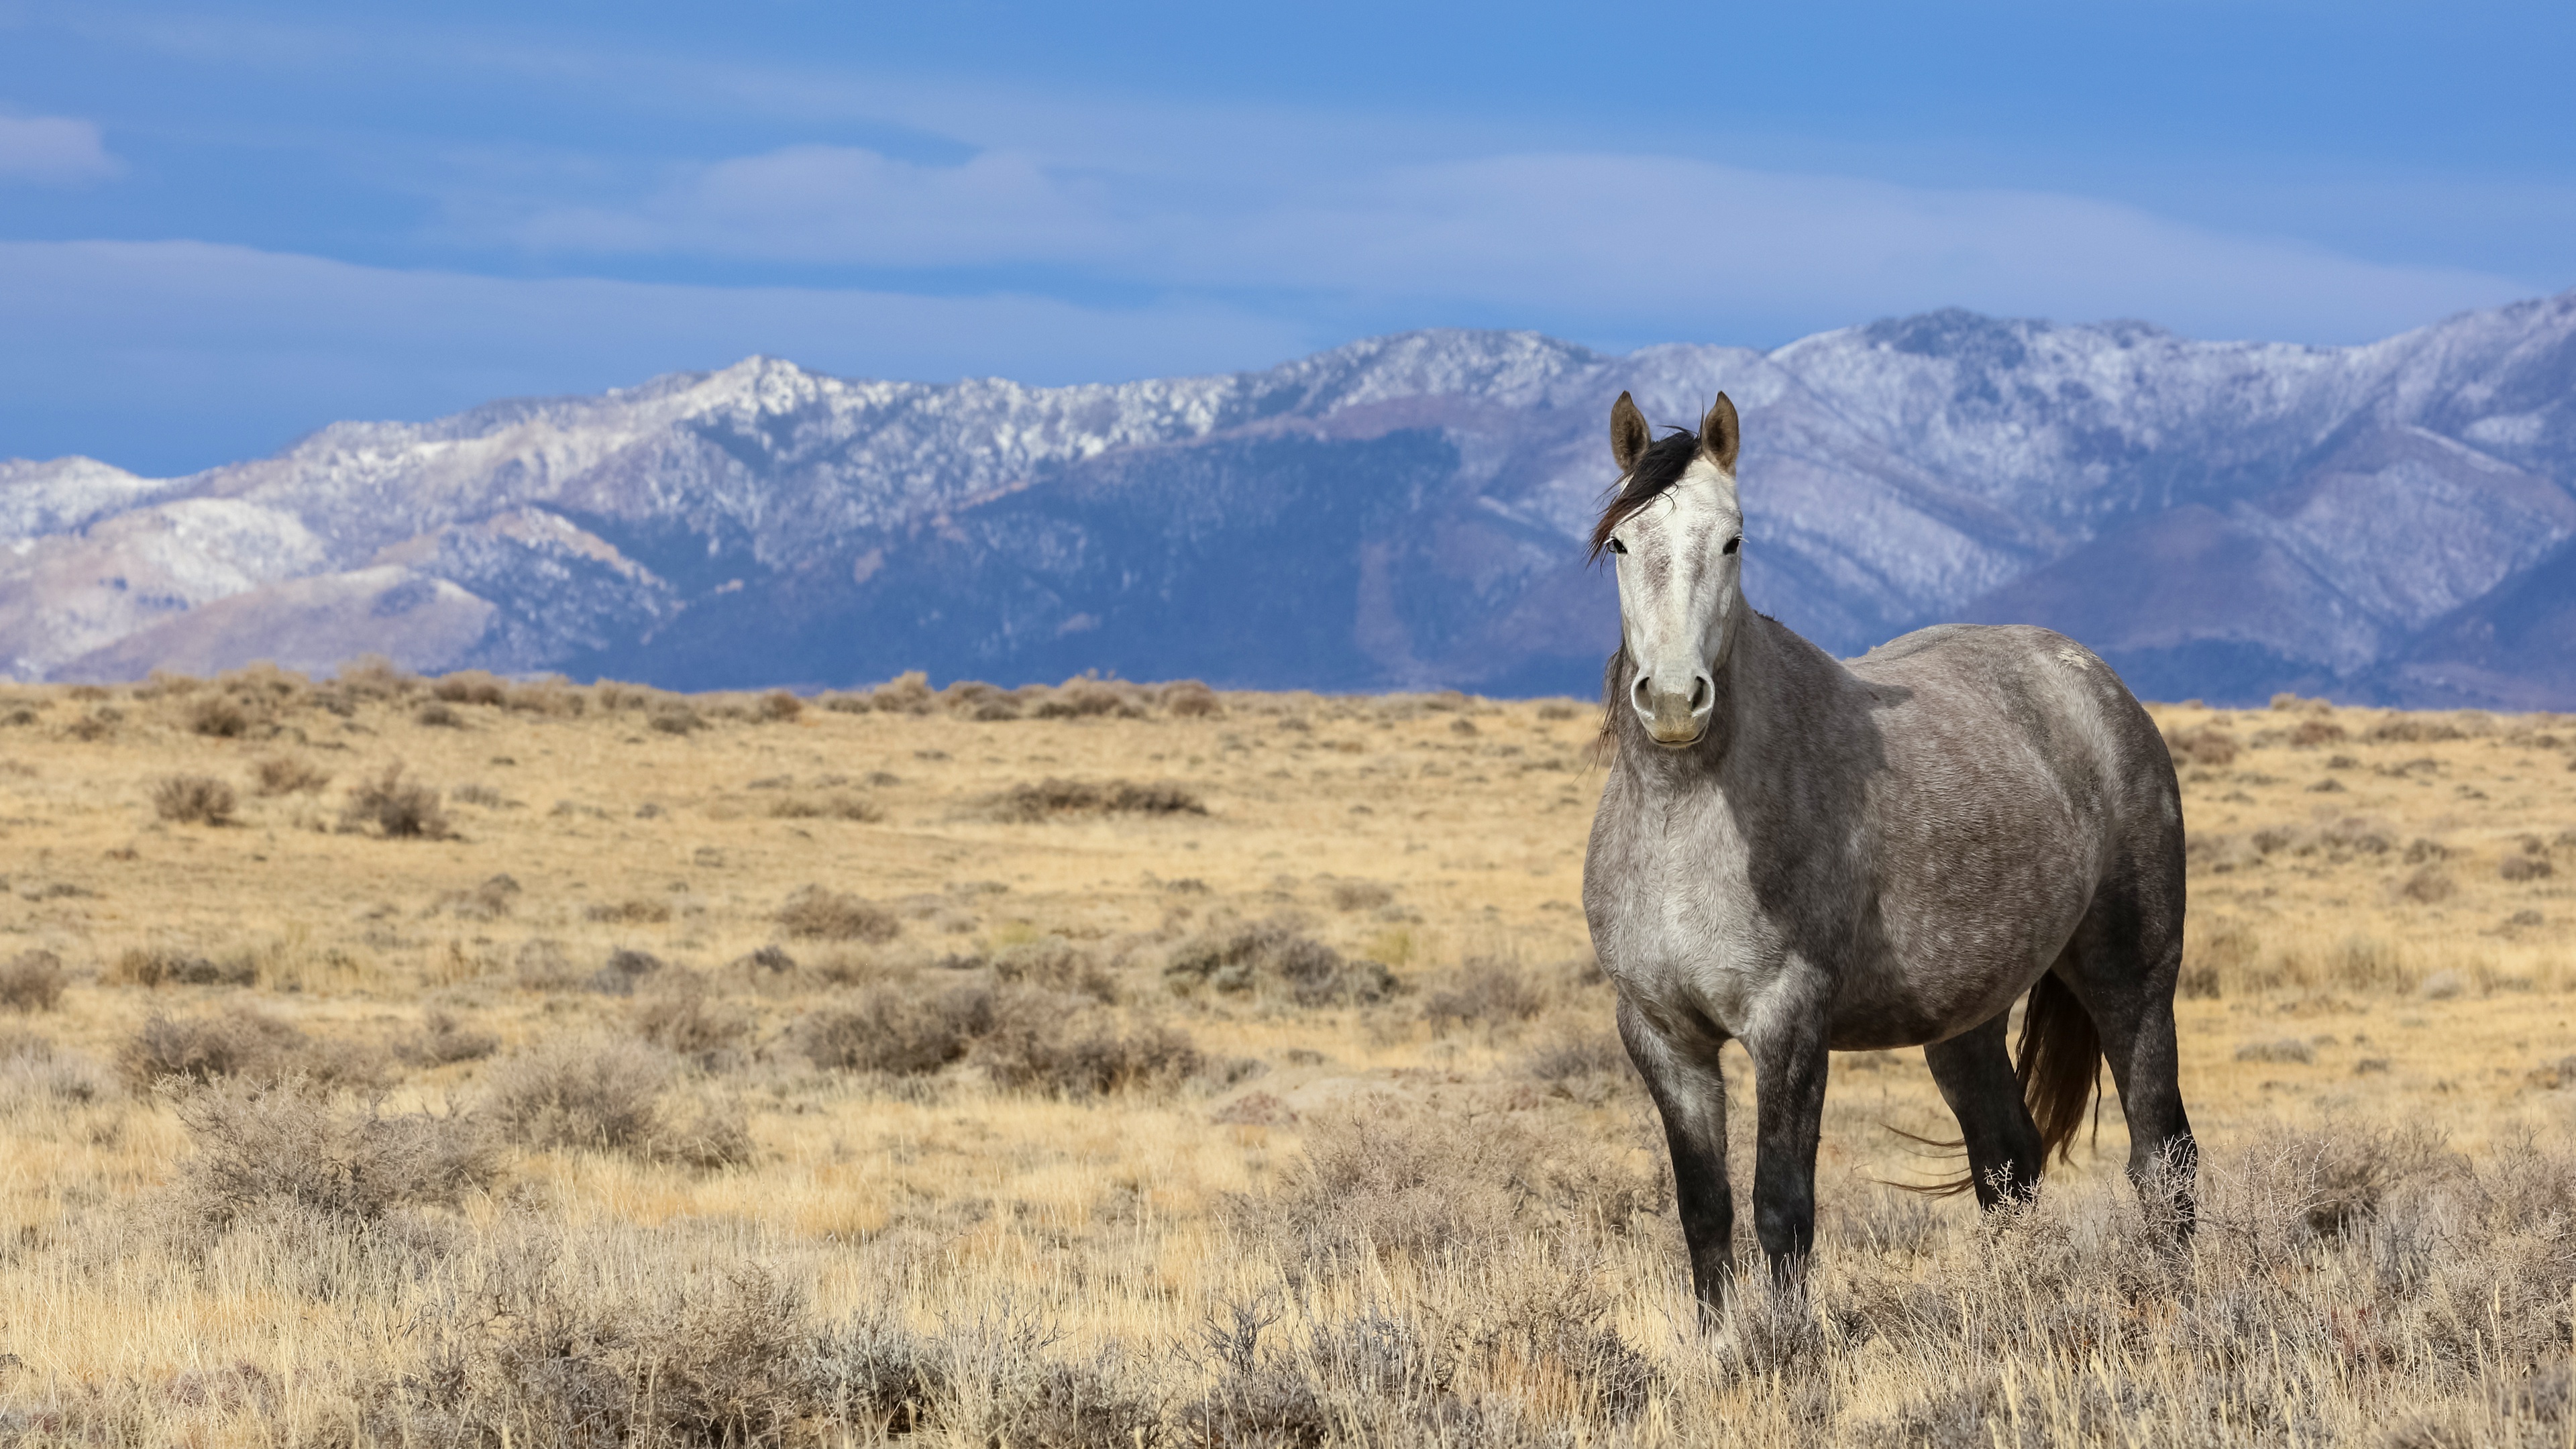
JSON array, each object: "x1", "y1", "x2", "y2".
[
  {"x1": 1697, "y1": 393, "x2": 1741, "y2": 474},
  {"x1": 1610, "y1": 392, "x2": 1651, "y2": 474}
]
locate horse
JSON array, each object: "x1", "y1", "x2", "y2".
[{"x1": 1580, "y1": 389, "x2": 2196, "y2": 1312}]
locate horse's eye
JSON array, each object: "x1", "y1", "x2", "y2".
[
  {"x1": 1722, "y1": 535, "x2": 1741, "y2": 555},
  {"x1": 1608, "y1": 537, "x2": 1627, "y2": 555}
]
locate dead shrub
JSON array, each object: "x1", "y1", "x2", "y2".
[
  {"x1": 435, "y1": 873, "x2": 521, "y2": 920},
  {"x1": 2365, "y1": 716, "x2": 2465, "y2": 744},
  {"x1": 1328, "y1": 880, "x2": 1395, "y2": 912},
  {"x1": 863, "y1": 670, "x2": 937, "y2": 714},
  {"x1": 1522, "y1": 1032, "x2": 1633, "y2": 1083},
  {"x1": 186, "y1": 694, "x2": 254, "y2": 737},
  {"x1": 341, "y1": 762, "x2": 452, "y2": 839},
  {"x1": 430, "y1": 669, "x2": 506, "y2": 706},
  {"x1": 1031, "y1": 678, "x2": 1142, "y2": 719},
  {"x1": 2397, "y1": 866, "x2": 2457, "y2": 904},
  {"x1": 776, "y1": 885, "x2": 901, "y2": 943},
  {"x1": 250, "y1": 754, "x2": 332, "y2": 796},
  {"x1": 480, "y1": 1035, "x2": 745, "y2": 1165},
  {"x1": 647, "y1": 701, "x2": 703, "y2": 735},
  {"x1": 449, "y1": 782, "x2": 508, "y2": 810},
  {"x1": 0, "y1": 949, "x2": 66, "y2": 1012},
  {"x1": 586, "y1": 948, "x2": 665, "y2": 996},
  {"x1": 152, "y1": 774, "x2": 237, "y2": 826},
  {"x1": 632, "y1": 970, "x2": 755, "y2": 1063},
  {"x1": 794, "y1": 987, "x2": 996, "y2": 1075},
  {"x1": 0, "y1": 1029, "x2": 113, "y2": 1104},
  {"x1": 1163, "y1": 680, "x2": 1224, "y2": 717},
  {"x1": 766, "y1": 791, "x2": 885, "y2": 822},
  {"x1": 169, "y1": 1078, "x2": 501, "y2": 1232},
  {"x1": 976, "y1": 1002, "x2": 1203, "y2": 1097},
  {"x1": 1165, "y1": 920, "x2": 1397, "y2": 1006},
  {"x1": 401, "y1": 1010, "x2": 500, "y2": 1066},
  {"x1": 111, "y1": 945, "x2": 258, "y2": 988},
  {"x1": 2180, "y1": 920, "x2": 2262, "y2": 998},
  {"x1": 2236, "y1": 1038, "x2": 2315, "y2": 1064},
  {"x1": 584, "y1": 898, "x2": 672, "y2": 924},
  {"x1": 989, "y1": 777, "x2": 1208, "y2": 822},
  {"x1": 414, "y1": 701, "x2": 466, "y2": 729},
  {"x1": 990, "y1": 938, "x2": 1118, "y2": 1002},
  {"x1": 1423, "y1": 958, "x2": 1549, "y2": 1032},
  {"x1": 2162, "y1": 723, "x2": 2239, "y2": 767},
  {"x1": 122, "y1": 1006, "x2": 392, "y2": 1091},
  {"x1": 2500, "y1": 855, "x2": 2554, "y2": 881},
  {"x1": 2290, "y1": 717, "x2": 2347, "y2": 747},
  {"x1": 1240, "y1": 1096, "x2": 1662, "y2": 1265}
]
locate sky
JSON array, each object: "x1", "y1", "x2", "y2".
[{"x1": 3, "y1": 1, "x2": 2573, "y2": 476}]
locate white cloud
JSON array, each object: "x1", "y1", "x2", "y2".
[
  {"x1": 494, "y1": 138, "x2": 2532, "y2": 347},
  {"x1": 0, "y1": 112, "x2": 120, "y2": 183}
]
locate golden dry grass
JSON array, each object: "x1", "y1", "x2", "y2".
[{"x1": 0, "y1": 669, "x2": 2571, "y2": 1446}]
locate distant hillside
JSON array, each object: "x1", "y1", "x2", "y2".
[{"x1": 6, "y1": 292, "x2": 2575, "y2": 706}]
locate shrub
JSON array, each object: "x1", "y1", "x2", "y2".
[
  {"x1": 0, "y1": 949, "x2": 65, "y2": 1012},
  {"x1": 2236, "y1": 1038, "x2": 2315, "y2": 1065},
  {"x1": 990, "y1": 938, "x2": 1118, "y2": 1002},
  {"x1": 435, "y1": 873, "x2": 521, "y2": 920},
  {"x1": 170, "y1": 1079, "x2": 501, "y2": 1231},
  {"x1": 794, "y1": 987, "x2": 998, "y2": 1075},
  {"x1": 755, "y1": 690, "x2": 804, "y2": 721},
  {"x1": 152, "y1": 774, "x2": 237, "y2": 826},
  {"x1": 777, "y1": 886, "x2": 901, "y2": 943},
  {"x1": 2501, "y1": 855, "x2": 2554, "y2": 881},
  {"x1": 1165, "y1": 920, "x2": 1397, "y2": 1006},
  {"x1": 586, "y1": 949, "x2": 665, "y2": 996},
  {"x1": 647, "y1": 702, "x2": 702, "y2": 735},
  {"x1": 867, "y1": 671, "x2": 938, "y2": 714},
  {"x1": 988, "y1": 778, "x2": 1207, "y2": 822},
  {"x1": 122, "y1": 1007, "x2": 392, "y2": 1091},
  {"x1": 1422, "y1": 959, "x2": 1549, "y2": 1032},
  {"x1": 2397, "y1": 866, "x2": 2456, "y2": 904},
  {"x1": 1328, "y1": 880, "x2": 1395, "y2": 912},
  {"x1": 513, "y1": 940, "x2": 584, "y2": 991},
  {"x1": 482, "y1": 1035, "x2": 673, "y2": 1155},
  {"x1": 0, "y1": 1029, "x2": 113, "y2": 1104},
  {"x1": 431, "y1": 670, "x2": 507, "y2": 706},
  {"x1": 341, "y1": 762, "x2": 452, "y2": 839},
  {"x1": 111, "y1": 945, "x2": 257, "y2": 988},
  {"x1": 977, "y1": 1011, "x2": 1203, "y2": 1097},
  {"x1": 2162, "y1": 723, "x2": 2238, "y2": 767},
  {"x1": 250, "y1": 754, "x2": 331, "y2": 796},
  {"x1": 2290, "y1": 717, "x2": 2347, "y2": 747},
  {"x1": 584, "y1": 898, "x2": 672, "y2": 924},
  {"x1": 767, "y1": 791, "x2": 885, "y2": 822},
  {"x1": 401, "y1": 1010, "x2": 500, "y2": 1066},
  {"x1": 632, "y1": 970, "x2": 754, "y2": 1061},
  {"x1": 414, "y1": 701, "x2": 465, "y2": 729},
  {"x1": 186, "y1": 695, "x2": 252, "y2": 737},
  {"x1": 1163, "y1": 680, "x2": 1224, "y2": 717}
]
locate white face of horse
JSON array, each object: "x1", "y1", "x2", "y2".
[{"x1": 1601, "y1": 392, "x2": 1745, "y2": 749}]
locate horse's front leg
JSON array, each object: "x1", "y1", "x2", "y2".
[
  {"x1": 1747, "y1": 1002, "x2": 1831, "y2": 1287},
  {"x1": 1617, "y1": 998, "x2": 1734, "y2": 1321}
]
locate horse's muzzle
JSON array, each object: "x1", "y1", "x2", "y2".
[{"x1": 1633, "y1": 672, "x2": 1713, "y2": 747}]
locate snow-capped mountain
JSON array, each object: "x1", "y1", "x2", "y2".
[{"x1": 7, "y1": 294, "x2": 2575, "y2": 706}]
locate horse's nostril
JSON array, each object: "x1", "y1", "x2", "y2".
[
  {"x1": 1688, "y1": 677, "x2": 1710, "y2": 711},
  {"x1": 1632, "y1": 677, "x2": 1654, "y2": 707}
]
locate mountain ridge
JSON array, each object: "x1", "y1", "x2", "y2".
[{"x1": 7, "y1": 294, "x2": 2575, "y2": 706}]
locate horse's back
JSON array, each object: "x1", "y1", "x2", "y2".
[{"x1": 1845, "y1": 621, "x2": 2180, "y2": 871}]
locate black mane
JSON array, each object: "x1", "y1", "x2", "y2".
[{"x1": 1588, "y1": 428, "x2": 1699, "y2": 561}]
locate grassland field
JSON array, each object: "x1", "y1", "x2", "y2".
[{"x1": 0, "y1": 663, "x2": 2572, "y2": 1446}]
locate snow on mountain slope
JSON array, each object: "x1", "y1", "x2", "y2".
[{"x1": 5, "y1": 295, "x2": 2573, "y2": 704}]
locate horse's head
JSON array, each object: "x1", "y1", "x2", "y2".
[{"x1": 1593, "y1": 391, "x2": 1743, "y2": 749}]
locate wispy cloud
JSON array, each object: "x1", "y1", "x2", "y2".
[
  {"x1": 0, "y1": 111, "x2": 119, "y2": 182},
  {"x1": 501, "y1": 139, "x2": 2530, "y2": 346}
]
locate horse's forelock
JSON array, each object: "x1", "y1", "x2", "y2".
[{"x1": 1587, "y1": 429, "x2": 1702, "y2": 561}]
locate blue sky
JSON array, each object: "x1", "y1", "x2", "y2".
[{"x1": 3, "y1": 1, "x2": 2573, "y2": 475}]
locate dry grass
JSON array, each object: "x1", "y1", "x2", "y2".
[{"x1": 0, "y1": 675, "x2": 2571, "y2": 1444}]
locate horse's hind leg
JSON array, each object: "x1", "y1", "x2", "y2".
[
  {"x1": 1922, "y1": 1011, "x2": 2045, "y2": 1207},
  {"x1": 2057, "y1": 881, "x2": 2199, "y2": 1226}
]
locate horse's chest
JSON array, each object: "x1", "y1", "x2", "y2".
[{"x1": 1584, "y1": 805, "x2": 1779, "y2": 1036}]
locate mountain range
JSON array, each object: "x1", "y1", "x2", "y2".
[{"x1": 7, "y1": 291, "x2": 2576, "y2": 707}]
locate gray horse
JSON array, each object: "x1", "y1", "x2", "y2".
[{"x1": 1582, "y1": 390, "x2": 2195, "y2": 1310}]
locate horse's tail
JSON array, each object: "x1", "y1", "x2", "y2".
[
  {"x1": 2017, "y1": 971, "x2": 2102, "y2": 1168},
  {"x1": 1885, "y1": 973, "x2": 2101, "y2": 1196}
]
